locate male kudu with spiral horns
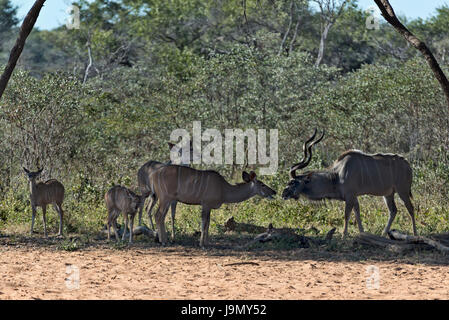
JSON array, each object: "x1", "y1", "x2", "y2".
[{"x1": 282, "y1": 129, "x2": 417, "y2": 236}]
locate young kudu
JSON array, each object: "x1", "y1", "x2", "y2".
[
  {"x1": 105, "y1": 185, "x2": 144, "y2": 243},
  {"x1": 282, "y1": 129, "x2": 417, "y2": 236},
  {"x1": 137, "y1": 142, "x2": 193, "y2": 240},
  {"x1": 151, "y1": 167, "x2": 276, "y2": 247},
  {"x1": 23, "y1": 167, "x2": 65, "y2": 238}
]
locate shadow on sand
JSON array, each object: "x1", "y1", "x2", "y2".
[{"x1": 1, "y1": 221, "x2": 448, "y2": 266}]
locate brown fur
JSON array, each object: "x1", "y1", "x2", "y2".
[
  {"x1": 23, "y1": 168, "x2": 65, "y2": 238},
  {"x1": 136, "y1": 142, "x2": 194, "y2": 237},
  {"x1": 105, "y1": 185, "x2": 144, "y2": 243},
  {"x1": 151, "y1": 166, "x2": 276, "y2": 247},
  {"x1": 284, "y1": 135, "x2": 417, "y2": 236}
]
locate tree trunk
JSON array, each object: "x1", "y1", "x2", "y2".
[
  {"x1": 289, "y1": 13, "x2": 301, "y2": 54},
  {"x1": 374, "y1": 0, "x2": 449, "y2": 109},
  {"x1": 278, "y1": 1, "x2": 294, "y2": 56},
  {"x1": 0, "y1": 0, "x2": 46, "y2": 100},
  {"x1": 315, "y1": 22, "x2": 332, "y2": 67}
]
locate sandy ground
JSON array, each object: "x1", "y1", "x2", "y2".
[{"x1": 1, "y1": 242, "x2": 449, "y2": 300}]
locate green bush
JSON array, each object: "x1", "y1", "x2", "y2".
[{"x1": 0, "y1": 46, "x2": 448, "y2": 239}]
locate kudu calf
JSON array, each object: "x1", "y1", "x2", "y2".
[
  {"x1": 137, "y1": 142, "x2": 193, "y2": 240},
  {"x1": 151, "y1": 166, "x2": 276, "y2": 247},
  {"x1": 105, "y1": 185, "x2": 144, "y2": 243},
  {"x1": 23, "y1": 167, "x2": 65, "y2": 238},
  {"x1": 282, "y1": 130, "x2": 417, "y2": 236}
]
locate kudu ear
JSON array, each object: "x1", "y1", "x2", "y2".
[
  {"x1": 249, "y1": 171, "x2": 257, "y2": 181},
  {"x1": 242, "y1": 171, "x2": 251, "y2": 183},
  {"x1": 242, "y1": 171, "x2": 257, "y2": 183},
  {"x1": 37, "y1": 168, "x2": 43, "y2": 174},
  {"x1": 304, "y1": 173, "x2": 312, "y2": 183}
]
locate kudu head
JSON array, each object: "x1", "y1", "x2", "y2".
[
  {"x1": 126, "y1": 189, "x2": 145, "y2": 213},
  {"x1": 23, "y1": 167, "x2": 43, "y2": 183},
  {"x1": 282, "y1": 129, "x2": 324, "y2": 200},
  {"x1": 242, "y1": 171, "x2": 276, "y2": 200}
]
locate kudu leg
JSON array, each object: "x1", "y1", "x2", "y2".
[
  {"x1": 383, "y1": 194, "x2": 397, "y2": 236},
  {"x1": 170, "y1": 201, "x2": 177, "y2": 241},
  {"x1": 129, "y1": 214, "x2": 135, "y2": 244},
  {"x1": 42, "y1": 205, "x2": 48, "y2": 238},
  {"x1": 113, "y1": 219, "x2": 120, "y2": 241},
  {"x1": 200, "y1": 207, "x2": 211, "y2": 247},
  {"x1": 53, "y1": 204, "x2": 64, "y2": 236},
  {"x1": 343, "y1": 199, "x2": 355, "y2": 237},
  {"x1": 30, "y1": 206, "x2": 36, "y2": 235},
  {"x1": 352, "y1": 198, "x2": 364, "y2": 233},
  {"x1": 146, "y1": 194, "x2": 157, "y2": 230},
  {"x1": 398, "y1": 191, "x2": 418, "y2": 236},
  {"x1": 107, "y1": 218, "x2": 111, "y2": 241},
  {"x1": 138, "y1": 199, "x2": 144, "y2": 226},
  {"x1": 155, "y1": 202, "x2": 170, "y2": 245},
  {"x1": 122, "y1": 213, "x2": 129, "y2": 241}
]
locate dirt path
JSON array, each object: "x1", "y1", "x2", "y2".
[{"x1": 1, "y1": 245, "x2": 448, "y2": 300}]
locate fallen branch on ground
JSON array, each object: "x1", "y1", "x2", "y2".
[
  {"x1": 355, "y1": 230, "x2": 449, "y2": 254},
  {"x1": 242, "y1": 219, "x2": 336, "y2": 248},
  {"x1": 100, "y1": 225, "x2": 157, "y2": 239},
  {"x1": 355, "y1": 232, "x2": 419, "y2": 253},
  {"x1": 388, "y1": 229, "x2": 449, "y2": 254}
]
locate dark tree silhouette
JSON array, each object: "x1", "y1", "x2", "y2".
[
  {"x1": 0, "y1": 0, "x2": 46, "y2": 100},
  {"x1": 374, "y1": 0, "x2": 449, "y2": 108}
]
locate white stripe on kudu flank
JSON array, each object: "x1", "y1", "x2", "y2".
[
  {"x1": 181, "y1": 167, "x2": 189, "y2": 196},
  {"x1": 190, "y1": 171, "x2": 198, "y2": 198},
  {"x1": 195, "y1": 171, "x2": 204, "y2": 199},
  {"x1": 177, "y1": 166, "x2": 181, "y2": 195},
  {"x1": 375, "y1": 162, "x2": 385, "y2": 186},
  {"x1": 160, "y1": 169, "x2": 168, "y2": 195},
  {"x1": 203, "y1": 174, "x2": 210, "y2": 198}
]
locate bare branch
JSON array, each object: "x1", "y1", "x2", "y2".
[
  {"x1": 279, "y1": 1, "x2": 294, "y2": 55},
  {"x1": 313, "y1": 0, "x2": 348, "y2": 66},
  {"x1": 0, "y1": 0, "x2": 46, "y2": 99},
  {"x1": 373, "y1": 0, "x2": 449, "y2": 109},
  {"x1": 289, "y1": 3, "x2": 302, "y2": 53}
]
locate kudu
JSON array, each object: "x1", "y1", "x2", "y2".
[
  {"x1": 105, "y1": 185, "x2": 145, "y2": 243},
  {"x1": 151, "y1": 167, "x2": 276, "y2": 247},
  {"x1": 23, "y1": 167, "x2": 65, "y2": 238},
  {"x1": 137, "y1": 141, "x2": 193, "y2": 240},
  {"x1": 282, "y1": 130, "x2": 417, "y2": 236}
]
